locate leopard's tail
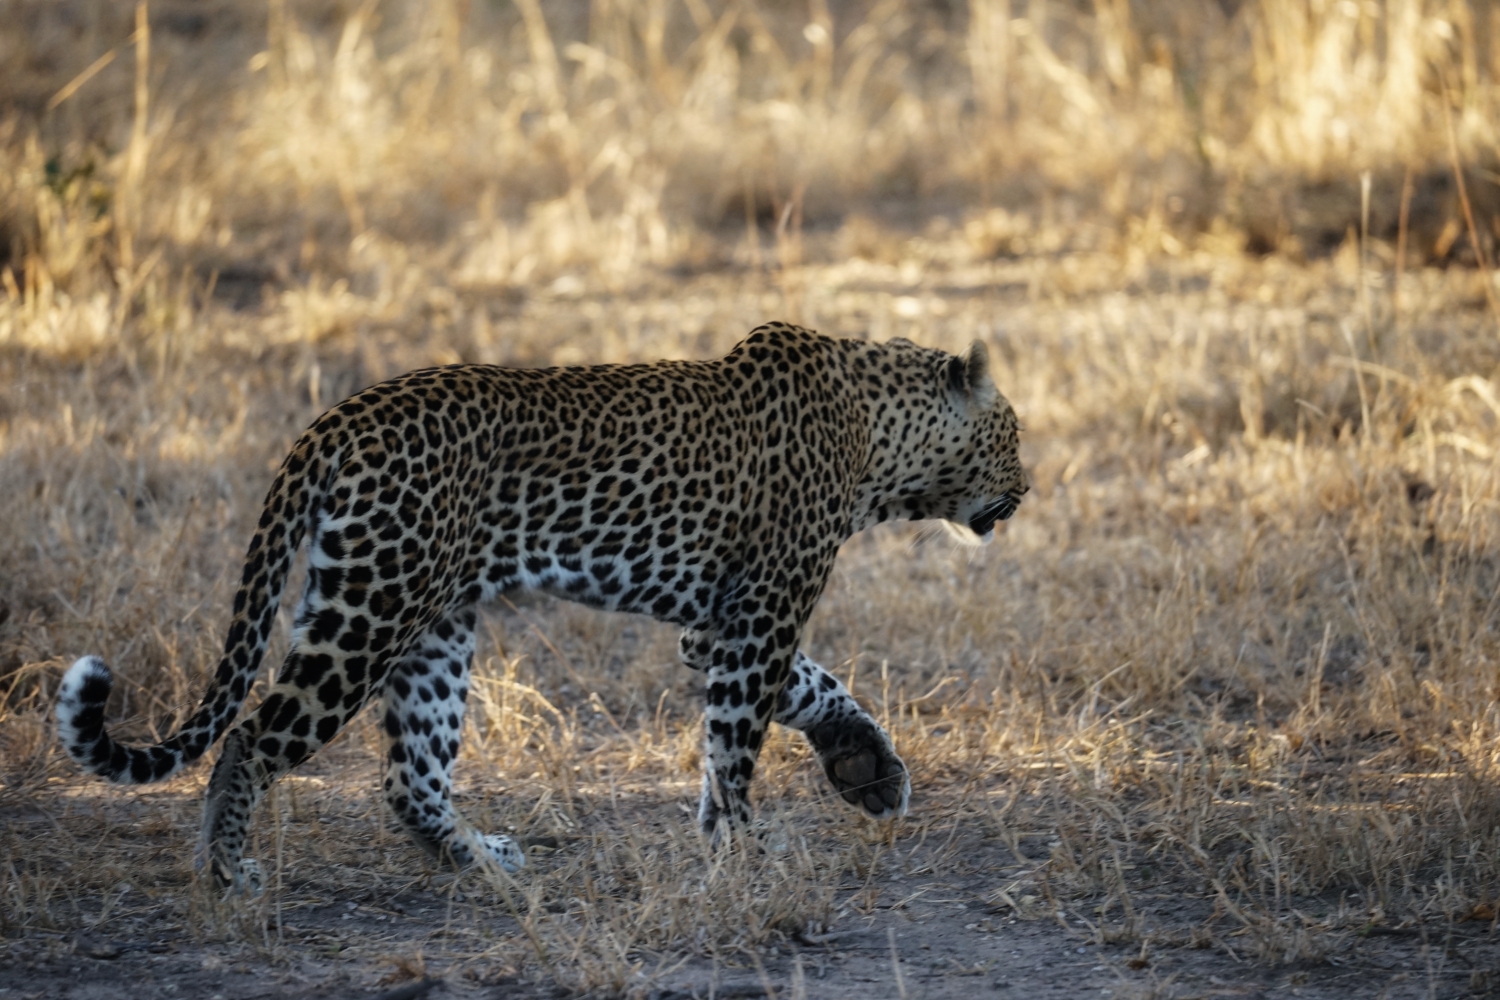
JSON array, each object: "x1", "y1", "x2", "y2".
[{"x1": 56, "y1": 425, "x2": 334, "y2": 785}]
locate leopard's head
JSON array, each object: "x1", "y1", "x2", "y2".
[
  {"x1": 925, "y1": 339, "x2": 1028, "y2": 544},
  {"x1": 854, "y1": 336, "x2": 1028, "y2": 539}
]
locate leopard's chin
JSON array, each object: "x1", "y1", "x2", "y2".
[
  {"x1": 967, "y1": 512, "x2": 1000, "y2": 538},
  {"x1": 941, "y1": 520, "x2": 993, "y2": 547}
]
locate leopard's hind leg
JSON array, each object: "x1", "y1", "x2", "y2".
[
  {"x1": 198, "y1": 635, "x2": 389, "y2": 891},
  {"x1": 380, "y1": 606, "x2": 525, "y2": 872},
  {"x1": 199, "y1": 606, "x2": 524, "y2": 890}
]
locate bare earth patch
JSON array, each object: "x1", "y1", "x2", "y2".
[{"x1": 10, "y1": 729, "x2": 1500, "y2": 1000}]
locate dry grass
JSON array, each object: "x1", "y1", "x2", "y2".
[{"x1": 3, "y1": 0, "x2": 1500, "y2": 995}]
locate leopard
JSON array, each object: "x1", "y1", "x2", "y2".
[{"x1": 56, "y1": 322, "x2": 1028, "y2": 891}]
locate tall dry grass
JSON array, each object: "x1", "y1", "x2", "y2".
[
  {"x1": 4, "y1": 0, "x2": 1500, "y2": 315},
  {"x1": 2, "y1": 0, "x2": 1500, "y2": 992}
]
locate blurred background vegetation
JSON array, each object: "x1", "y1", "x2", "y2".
[{"x1": 3, "y1": 0, "x2": 1500, "y2": 322}]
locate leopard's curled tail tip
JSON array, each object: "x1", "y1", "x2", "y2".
[
  {"x1": 57, "y1": 656, "x2": 117, "y2": 773},
  {"x1": 57, "y1": 655, "x2": 192, "y2": 785}
]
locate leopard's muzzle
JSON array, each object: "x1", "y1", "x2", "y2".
[{"x1": 967, "y1": 490, "x2": 1025, "y2": 537}]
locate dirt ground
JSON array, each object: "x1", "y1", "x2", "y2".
[
  {"x1": 8, "y1": 809, "x2": 1499, "y2": 1000},
  {"x1": 10, "y1": 913, "x2": 1497, "y2": 1000},
  {"x1": 10, "y1": 679, "x2": 1500, "y2": 1000}
]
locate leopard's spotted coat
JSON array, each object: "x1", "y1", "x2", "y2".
[{"x1": 57, "y1": 323, "x2": 1027, "y2": 888}]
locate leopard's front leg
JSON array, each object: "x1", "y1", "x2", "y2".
[
  {"x1": 776, "y1": 651, "x2": 909, "y2": 819},
  {"x1": 696, "y1": 617, "x2": 798, "y2": 840}
]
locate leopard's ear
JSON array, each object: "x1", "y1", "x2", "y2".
[{"x1": 946, "y1": 340, "x2": 997, "y2": 406}]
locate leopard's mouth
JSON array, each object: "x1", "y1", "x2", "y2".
[{"x1": 966, "y1": 490, "x2": 1024, "y2": 537}]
